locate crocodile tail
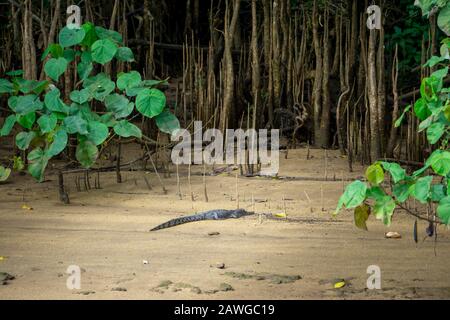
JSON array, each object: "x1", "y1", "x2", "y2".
[{"x1": 150, "y1": 213, "x2": 206, "y2": 231}]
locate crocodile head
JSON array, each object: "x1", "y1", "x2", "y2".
[{"x1": 230, "y1": 209, "x2": 254, "y2": 218}]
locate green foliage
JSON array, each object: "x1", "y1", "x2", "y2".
[
  {"x1": 385, "y1": 3, "x2": 429, "y2": 74},
  {"x1": 0, "y1": 22, "x2": 179, "y2": 182},
  {"x1": 155, "y1": 109, "x2": 181, "y2": 135},
  {"x1": 44, "y1": 57, "x2": 68, "y2": 81},
  {"x1": 113, "y1": 120, "x2": 142, "y2": 138},
  {"x1": 91, "y1": 39, "x2": 118, "y2": 64},
  {"x1": 136, "y1": 88, "x2": 166, "y2": 118},
  {"x1": 336, "y1": 3, "x2": 450, "y2": 227},
  {"x1": 0, "y1": 166, "x2": 11, "y2": 182}
]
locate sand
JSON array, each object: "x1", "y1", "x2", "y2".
[{"x1": 0, "y1": 147, "x2": 450, "y2": 299}]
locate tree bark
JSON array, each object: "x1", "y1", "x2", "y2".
[
  {"x1": 251, "y1": 0, "x2": 261, "y2": 128},
  {"x1": 377, "y1": 1, "x2": 386, "y2": 155},
  {"x1": 312, "y1": 0, "x2": 323, "y2": 146},
  {"x1": 319, "y1": 7, "x2": 331, "y2": 148},
  {"x1": 220, "y1": 0, "x2": 241, "y2": 132},
  {"x1": 387, "y1": 45, "x2": 399, "y2": 157},
  {"x1": 368, "y1": 28, "x2": 380, "y2": 162}
]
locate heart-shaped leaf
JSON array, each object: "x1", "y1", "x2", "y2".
[
  {"x1": 136, "y1": 88, "x2": 166, "y2": 118},
  {"x1": 44, "y1": 57, "x2": 68, "y2": 81}
]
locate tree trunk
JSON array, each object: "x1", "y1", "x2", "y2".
[
  {"x1": 263, "y1": 0, "x2": 273, "y2": 126},
  {"x1": 377, "y1": 1, "x2": 386, "y2": 155},
  {"x1": 368, "y1": 28, "x2": 380, "y2": 162},
  {"x1": 387, "y1": 45, "x2": 399, "y2": 157},
  {"x1": 319, "y1": 7, "x2": 331, "y2": 148},
  {"x1": 272, "y1": 0, "x2": 281, "y2": 110},
  {"x1": 312, "y1": 0, "x2": 323, "y2": 146},
  {"x1": 220, "y1": 0, "x2": 241, "y2": 132},
  {"x1": 251, "y1": 0, "x2": 261, "y2": 128}
]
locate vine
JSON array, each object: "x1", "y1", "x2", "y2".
[
  {"x1": 0, "y1": 22, "x2": 179, "y2": 182},
  {"x1": 335, "y1": 1, "x2": 450, "y2": 229}
]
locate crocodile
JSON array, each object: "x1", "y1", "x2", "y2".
[{"x1": 150, "y1": 209, "x2": 254, "y2": 231}]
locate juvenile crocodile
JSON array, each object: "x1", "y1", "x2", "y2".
[{"x1": 150, "y1": 209, "x2": 254, "y2": 231}]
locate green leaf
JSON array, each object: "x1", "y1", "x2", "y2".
[
  {"x1": 335, "y1": 180, "x2": 368, "y2": 214},
  {"x1": 0, "y1": 115, "x2": 16, "y2": 136},
  {"x1": 154, "y1": 109, "x2": 180, "y2": 135},
  {"x1": 373, "y1": 196, "x2": 396, "y2": 226},
  {"x1": 86, "y1": 121, "x2": 109, "y2": 145},
  {"x1": 100, "y1": 113, "x2": 117, "y2": 127},
  {"x1": 27, "y1": 147, "x2": 49, "y2": 182},
  {"x1": 13, "y1": 156, "x2": 24, "y2": 171},
  {"x1": 15, "y1": 131, "x2": 36, "y2": 150},
  {"x1": 0, "y1": 79, "x2": 14, "y2": 94},
  {"x1": 426, "y1": 122, "x2": 446, "y2": 144},
  {"x1": 0, "y1": 166, "x2": 11, "y2": 182},
  {"x1": 7, "y1": 96, "x2": 17, "y2": 112},
  {"x1": 91, "y1": 39, "x2": 118, "y2": 65},
  {"x1": 136, "y1": 88, "x2": 166, "y2": 118},
  {"x1": 381, "y1": 162, "x2": 407, "y2": 183},
  {"x1": 431, "y1": 184, "x2": 447, "y2": 202},
  {"x1": 15, "y1": 95, "x2": 43, "y2": 115},
  {"x1": 414, "y1": 98, "x2": 431, "y2": 121},
  {"x1": 427, "y1": 150, "x2": 450, "y2": 176},
  {"x1": 83, "y1": 73, "x2": 115, "y2": 101},
  {"x1": 76, "y1": 104, "x2": 100, "y2": 122},
  {"x1": 37, "y1": 113, "x2": 57, "y2": 133},
  {"x1": 15, "y1": 79, "x2": 48, "y2": 95},
  {"x1": 115, "y1": 47, "x2": 134, "y2": 62},
  {"x1": 415, "y1": 0, "x2": 439, "y2": 16},
  {"x1": 41, "y1": 43, "x2": 64, "y2": 61},
  {"x1": 437, "y1": 196, "x2": 450, "y2": 224},
  {"x1": 94, "y1": 26, "x2": 123, "y2": 44},
  {"x1": 354, "y1": 204, "x2": 370, "y2": 231},
  {"x1": 58, "y1": 26, "x2": 86, "y2": 48},
  {"x1": 141, "y1": 79, "x2": 169, "y2": 87},
  {"x1": 6, "y1": 70, "x2": 23, "y2": 76},
  {"x1": 423, "y1": 55, "x2": 446, "y2": 68},
  {"x1": 393, "y1": 183, "x2": 411, "y2": 203},
  {"x1": 366, "y1": 186, "x2": 385, "y2": 201},
  {"x1": 47, "y1": 128, "x2": 68, "y2": 157},
  {"x1": 16, "y1": 112, "x2": 36, "y2": 129},
  {"x1": 394, "y1": 104, "x2": 411, "y2": 127},
  {"x1": 77, "y1": 61, "x2": 93, "y2": 80},
  {"x1": 81, "y1": 51, "x2": 92, "y2": 63},
  {"x1": 44, "y1": 87, "x2": 69, "y2": 114},
  {"x1": 412, "y1": 176, "x2": 433, "y2": 204},
  {"x1": 63, "y1": 49, "x2": 77, "y2": 62},
  {"x1": 431, "y1": 66, "x2": 449, "y2": 80},
  {"x1": 76, "y1": 140, "x2": 98, "y2": 168},
  {"x1": 113, "y1": 120, "x2": 142, "y2": 138},
  {"x1": 125, "y1": 87, "x2": 146, "y2": 97},
  {"x1": 70, "y1": 89, "x2": 91, "y2": 104},
  {"x1": 366, "y1": 163, "x2": 384, "y2": 185},
  {"x1": 116, "y1": 71, "x2": 141, "y2": 91},
  {"x1": 437, "y1": 3, "x2": 450, "y2": 35},
  {"x1": 105, "y1": 94, "x2": 132, "y2": 118},
  {"x1": 418, "y1": 116, "x2": 433, "y2": 132},
  {"x1": 44, "y1": 57, "x2": 68, "y2": 81},
  {"x1": 63, "y1": 115, "x2": 88, "y2": 135},
  {"x1": 81, "y1": 22, "x2": 98, "y2": 47}
]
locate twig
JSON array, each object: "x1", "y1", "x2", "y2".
[
  {"x1": 143, "y1": 176, "x2": 152, "y2": 191},
  {"x1": 176, "y1": 164, "x2": 182, "y2": 200},
  {"x1": 203, "y1": 162, "x2": 209, "y2": 202},
  {"x1": 397, "y1": 203, "x2": 442, "y2": 224},
  {"x1": 304, "y1": 190, "x2": 313, "y2": 213},
  {"x1": 116, "y1": 139, "x2": 122, "y2": 183},
  {"x1": 236, "y1": 172, "x2": 239, "y2": 209},
  {"x1": 58, "y1": 170, "x2": 69, "y2": 204},
  {"x1": 188, "y1": 163, "x2": 194, "y2": 202}
]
